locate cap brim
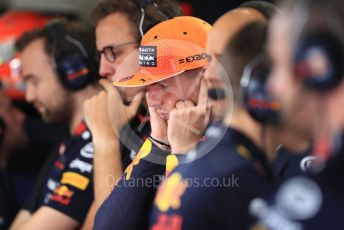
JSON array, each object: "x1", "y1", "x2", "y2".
[{"x1": 113, "y1": 70, "x2": 185, "y2": 87}]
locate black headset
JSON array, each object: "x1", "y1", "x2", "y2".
[
  {"x1": 292, "y1": 0, "x2": 344, "y2": 91},
  {"x1": 208, "y1": 1, "x2": 277, "y2": 101},
  {"x1": 45, "y1": 20, "x2": 97, "y2": 91},
  {"x1": 239, "y1": 0, "x2": 277, "y2": 20},
  {"x1": 240, "y1": 53, "x2": 280, "y2": 125},
  {"x1": 208, "y1": 1, "x2": 280, "y2": 124},
  {"x1": 238, "y1": 1, "x2": 280, "y2": 125},
  {"x1": 133, "y1": 0, "x2": 170, "y2": 37}
]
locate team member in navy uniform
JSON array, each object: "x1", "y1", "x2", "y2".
[
  {"x1": 94, "y1": 16, "x2": 211, "y2": 230},
  {"x1": 83, "y1": 0, "x2": 182, "y2": 212},
  {"x1": 251, "y1": 0, "x2": 344, "y2": 228},
  {"x1": 148, "y1": 19, "x2": 277, "y2": 229},
  {"x1": 10, "y1": 19, "x2": 100, "y2": 229}
]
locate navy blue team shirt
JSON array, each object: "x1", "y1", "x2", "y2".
[
  {"x1": 93, "y1": 138, "x2": 169, "y2": 230},
  {"x1": 24, "y1": 121, "x2": 94, "y2": 223},
  {"x1": 150, "y1": 122, "x2": 275, "y2": 230},
  {"x1": 251, "y1": 143, "x2": 344, "y2": 229}
]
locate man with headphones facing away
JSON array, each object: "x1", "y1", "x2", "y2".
[
  {"x1": 10, "y1": 19, "x2": 100, "y2": 229},
  {"x1": 248, "y1": 0, "x2": 344, "y2": 228}
]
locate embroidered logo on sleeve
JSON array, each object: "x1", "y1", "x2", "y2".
[
  {"x1": 69, "y1": 158, "x2": 93, "y2": 173},
  {"x1": 50, "y1": 185, "x2": 74, "y2": 205},
  {"x1": 80, "y1": 142, "x2": 94, "y2": 159},
  {"x1": 61, "y1": 172, "x2": 89, "y2": 190}
]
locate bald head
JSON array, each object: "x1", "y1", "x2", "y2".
[
  {"x1": 204, "y1": 6, "x2": 269, "y2": 120},
  {"x1": 207, "y1": 8, "x2": 266, "y2": 55}
]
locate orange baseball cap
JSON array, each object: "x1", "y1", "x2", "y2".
[{"x1": 113, "y1": 16, "x2": 212, "y2": 87}]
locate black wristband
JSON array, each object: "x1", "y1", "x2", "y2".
[{"x1": 149, "y1": 136, "x2": 171, "y2": 147}]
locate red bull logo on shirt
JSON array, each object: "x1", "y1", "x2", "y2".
[{"x1": 155, "y1": 172, "x2": 188, "y2": 212}]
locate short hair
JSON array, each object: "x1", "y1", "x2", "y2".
[
  {"x1": 220, "y1": 21, "x2": 268, "y2": 102},
  {"x1": 16, "y1": 19, "x2": 97, "y2": 64},
  {"x1": 91, "y1": 0, "x2": 182, "y2": 41},
  {"x1": 279, "y1": 0, "x2": 344, "y2": 42}
]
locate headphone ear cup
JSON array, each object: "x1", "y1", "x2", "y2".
[
  {"x1": 55, "y1": 52, "x2": 94, "y2": 91},
  {"x1": 294, "y1": 31, "x2": 344, "y2": 91},
  {"x1": 242, "y1": 78, "x2": 280, "y2": 125},
  {"x1": 241, "y1": 55, "x2": 280, "y2": 125}
]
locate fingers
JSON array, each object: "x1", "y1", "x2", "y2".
[
  {"x1": 99, "y1": 79, "x2": 112, "y2": 92},
  {"x1": 175, "y1": 101, "x2": 186, "y2": 112},
  {"x1": 128, "y1": 92, "x2": 144, "y2": 118},
  {"x1": 100, "y1": 79, "x2": 123, "y2": 105},
  {"x1": 184, "y1": 100, "x2": 195, "y2": 108},
  {"x1": 83, "y1": 91, "x2": 108, "y2": 129},
  {"x1": 197, "y1": 79, "x2": 208, "y2": 108}
]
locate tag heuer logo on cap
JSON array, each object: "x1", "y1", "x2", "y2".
[{"x1": 139, "y1": 46, "x2": 157, "y2": 67}]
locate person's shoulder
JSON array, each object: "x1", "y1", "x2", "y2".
[
  {"x1": 191, "y1": 125, "x2": 259, "y2": 172},
  {"x1": 274, "y1": 146, "x2": 314, "y2": 183}
]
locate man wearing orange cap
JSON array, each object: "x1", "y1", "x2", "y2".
[
  {"x1": 113, "y1": 16, "x2": 212, "y2": 156},
  {"x1": 93, "y1": 16, "x2": 212, "y2": 230},
  {"x1": 148, "y1": 20, "x2": 274, "y2": 230}
]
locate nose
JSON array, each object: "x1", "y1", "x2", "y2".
[
  {"x1": 266, "y1": 68, "x2": 280, "y2": 99},
  {"x1": 203, "y1": 59, "x2": 223, "y2": 88},
  {"x1": 99, "y1": 55, "x2": 115, "y2": 80},
  {"x1": 146, "y1": 85, "x2": 164, "y2": 107},
  {"x1": 25, "y1": 83, "x2": 36, "y2": 104}
]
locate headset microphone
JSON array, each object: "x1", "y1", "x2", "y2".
[{"x1": 208, "y1": 88, "x2": 226, "y2": 100}]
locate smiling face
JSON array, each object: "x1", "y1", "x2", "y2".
[
  {"x1": 146, "y1": 69, "x2": 202, "y2": 120},
  {"x1": 21, "y1": 38, "x2": 72, "y2": 123},
  {"x1": 96, "y1": 12, "x2": 143, "y2": 100}
]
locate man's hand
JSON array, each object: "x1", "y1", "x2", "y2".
[
  {"x1": 84, "y1": 90, "x2": 115, "y2": 146},
  {"x1": 168, "y1": 80, "x2": 211, "y2": 154},
  {"x1": 146, "y1": 89, "x2": 169, "y2": 145},
  {"x1": 99, "y1": 79, "x2": 143, "y2": 136}
]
